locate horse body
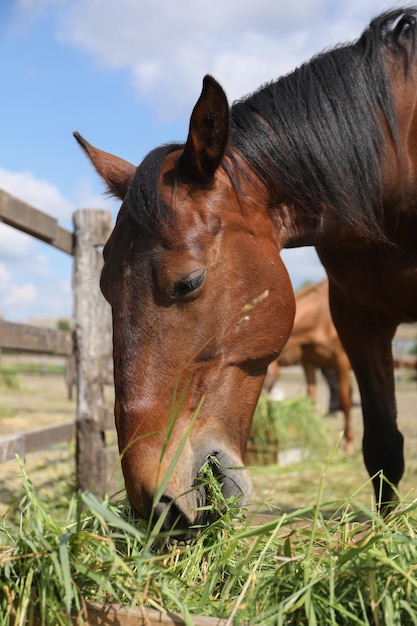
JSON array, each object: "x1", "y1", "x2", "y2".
[
  {"x1": 265, "y1": 280, "x2": 353, "y2": 451},
  {"x1": 76, "y1": 8, "x2": 417, "y2": 530}
]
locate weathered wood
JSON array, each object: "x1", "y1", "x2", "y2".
[
  {"x1": 65, "y1": 354, "x2": 113, "y2": 402},
  {"x1": 81, "y1": 604, "x2": 227, "y2": 626},
  {"x1": 0, "y1": 188, "x2": 73, "y2": 254},
  {"x1": 0, "y1": 321, "x2": 72, "y2": 355},
  {"x1": 73, "y1": 209, "x2": 113, "y2": 496},
  {"x1": 0, "y1": 421, "x2": 74, "y2": 464},
  {"x1": 103, "y1": 406, "x2": 115, "y2": 430},
  {"x1": 104, "y1": 448, "x2": 123, "y2": 495}
]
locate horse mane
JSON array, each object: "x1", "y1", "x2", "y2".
[
  {"x1": 230, "y1": 7, "x2": 417, "y2": 240},
  {"x1": 127, "y1": 143, "x2": 182, "y2": 232}
]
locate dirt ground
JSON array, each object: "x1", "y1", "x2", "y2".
[{"x1": 0, "y1": 365, "x2": 416, "y2": 518}]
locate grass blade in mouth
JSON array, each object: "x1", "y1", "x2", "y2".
[{"x1": 193, "y1": 455, "x2": 243, "y2": 526}]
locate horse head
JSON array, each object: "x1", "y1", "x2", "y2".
[{"x1": 75, "y1": 76, "x2": 295, "y2": 533}]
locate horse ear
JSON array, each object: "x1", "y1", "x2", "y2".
[
  {"x1": 73, "y1": 132, "x2": 136, "y2": 200},
  {"x1": 180, "y1": 75, "x2": 230, "y2": 182}
]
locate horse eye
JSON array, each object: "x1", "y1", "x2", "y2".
[{"x1": 171, "y1": 269, "x2": 206, "y2": 299}]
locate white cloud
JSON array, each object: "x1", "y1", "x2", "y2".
[
  {"x1": 0, "y1": 167, "x2": 117, "y2": 228},
  {"x1": 0, "y1": 166, "x2": 115, "y2": 322},
  {"x1": 9, "y1": 0, "x2": 66, "y2": 37},
  {"x1": 54, "y1": 0, "x2": 398, "y2": 115},
  {"x1": 0, "y1": 222, "x2": 68, "y2": 321},
  {"x1": 0, "y1": 224, "x2": 34, "y2": 262},
  {"x1": 4, "y1": 283, "x2": 36, "y2": 308},
  {"x1": 71, "y1": 177, "x2": 120, "y2": 216},
  {"x1": 0, "y1": 259, "x2": 36, "y2": 321},
  {"x1": 0, "y1": 168, "x2": 74, "y2": 221},
  {"x1": 0, "y1": 248, "x2": 72, "y2": 322},
  {"x1": 17, "y1": 0, "x2": 63, "y2": 8},
  {"x1": 0, "y1": 263, "x2": 11, "y2": 287}
]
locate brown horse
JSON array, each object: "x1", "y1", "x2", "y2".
[
  {"x1": 264, "y1": 280, "x2": 353, "y2": 452},
  {"x1": 75, "y1": 8, "x2": 417, "y2": 530}
]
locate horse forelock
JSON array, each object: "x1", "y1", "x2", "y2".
[
  {"x1": 230, "y1": 7, "x2": 417, "y2": 242},
  {"x1": 127, "y1": 143, "x2": 183, "y2": 233}
]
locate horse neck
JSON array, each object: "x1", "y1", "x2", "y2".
[
  {"x1": 267, "y1": 200, "x2": 364, "y2": 248},
  {"x1": 225, "y1": 149, "x2": 362, "y2": 248},
  {"x1": 229, "y1": 38, "x2": 408, "y2": 249}
]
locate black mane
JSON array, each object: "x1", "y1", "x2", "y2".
[
  {"x1": 230, "y1": 7, "x2": 417, "y2": 239},
  {"x1": 127, "y1": 143, "x2": 182, "y2": 232}
]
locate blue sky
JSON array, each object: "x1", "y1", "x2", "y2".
[{"x1": 0, "y1": 0, "x2": 398, "y2": 323}]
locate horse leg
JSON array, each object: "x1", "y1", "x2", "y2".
[
  {"x1": 264, "y1": 360, "x2": 280, "y2": 393},
  {"x1": 321, "y1": 367, "x2": 340, "y2": 413},
  {"x1": 327, "y1": 283, "x2": 403, "y2": 508},
  {"x1": 335, "y1": 354, "x2": 353, "y2": 454},
  {"x1": 302, "y1": 359, "x2": 317, "y2": 403}
]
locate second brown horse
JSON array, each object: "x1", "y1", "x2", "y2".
[{"x1": 264, "y1": 280, "x2": 353, "y2": 452}]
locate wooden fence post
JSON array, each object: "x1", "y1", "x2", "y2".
[{"x1": 73, "y1": 209, "x2": 113, "y2": 496}]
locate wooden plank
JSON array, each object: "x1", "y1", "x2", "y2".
[
  {"x1": 0, "y1": 321, "x2": 72, "y2": 355},
  {"x1": 0, "y1": 421, "x2": 74, "y2": 464},
  {"x1": 0, "y1": 188, "x2": 73, "y2": 255},
  {"x1": 82, "y1": 604, "x2": 227, "y2": 626}
]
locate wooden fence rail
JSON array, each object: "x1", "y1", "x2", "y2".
[
  {"x1": 83, "y1": 603, "x2": 227, "y2": 625},
  {"x1": 0, "y1": 188, "x2": 73, "y2": 254},
  {"x1": 0, "y1": 421, "x2": 75, "y2": 464},
  {"x1": 0, "y1": 321, "x2": 72, "y2": 355}
]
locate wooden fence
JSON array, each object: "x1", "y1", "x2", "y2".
[{"x1": 0, "y1": 188, "x2": 115, "y2": 496}]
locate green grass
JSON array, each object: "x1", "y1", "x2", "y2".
[
  {"x1": 0, "y1": 362, "x2": 65, "y2": 390},
  {"x1": 0, "y1": 408, "x2": 17, "y2": 420},
  {"x1": 0, "y1": 363, "x2": 65, "y2": 377},
  {"x1": 1, "y1": 460, "x2": 417, "y2": 625},
  {"x1": 250, "y1": 393, "x2": 328, "y2": 451},
  {"x1": 0, "y1": 366, "x2": 21, "y2": 390}
]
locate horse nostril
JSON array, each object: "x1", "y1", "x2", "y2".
[
  {"x1": 153, "y1": 496, "x2": 191, "y2": 532},
  {"x1": 153, "y1": 496, "x2": 176, "y2": 530}
]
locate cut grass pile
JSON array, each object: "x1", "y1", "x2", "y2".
[
  {"x1": 1, "y1": 459, "x2": 417, "y2": 625},
  {"x1": 250, "y1": 393, "x2": 328, "y2": 451}
]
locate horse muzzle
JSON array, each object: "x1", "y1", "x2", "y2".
[
  {"x1": 155, "y1": 449, "x2": 252, "y2": 533},
  {"x1": 122, "y1": 443, "x2": 252, "y2": 536}
]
